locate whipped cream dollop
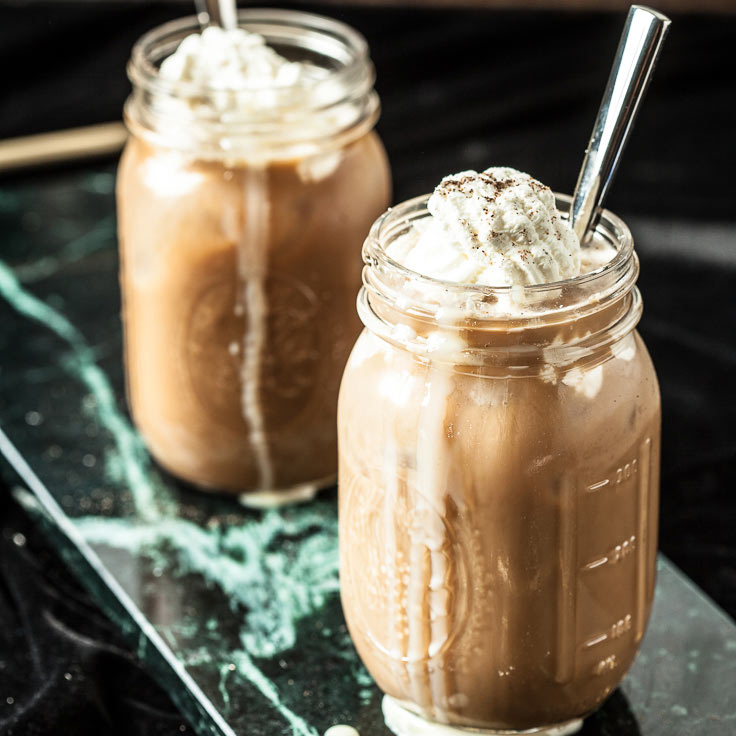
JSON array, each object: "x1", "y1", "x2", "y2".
[
  {"x1": 158, "y1": 26, "x2": 321, "y2": 116},
  {"x1": 387, "y1": 167, "x2": 582, "y2": 286}
]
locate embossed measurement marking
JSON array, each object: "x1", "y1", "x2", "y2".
[
  {"x1": 583, "y1": 614, "x2": 633, "y2": 650},
  {"x1": 585, "y1": 458, "x2": 639, "y2": 492},
  {"x1": 583, "y1": 535, "x2": 637, "y2": 571},
  {"x1": 593, "y1": 654, "x2": 618, "y2": 676}
]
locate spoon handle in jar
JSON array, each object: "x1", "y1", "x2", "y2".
[
  {"x1": 194, "y1": 0, "x2": 238, "y2": 31},
  {"x1": 570, "y1": 5, "x2": 671, "y2": 243}
]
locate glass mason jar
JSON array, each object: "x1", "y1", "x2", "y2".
[
  {"x1": 338, "y1": 195, "x2": 660, "y2": 733},
  {"x1": 117, "y1": 10, "x2": 391, "y2": 501}
]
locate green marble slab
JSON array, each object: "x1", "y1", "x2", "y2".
[{"x1": 0, "y1": 165, "x2": 734, "y2": 736}]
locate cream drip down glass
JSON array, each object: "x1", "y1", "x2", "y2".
[
  {"x1": 338, "y1": 194, "x2": 660, "y2": 733},
  {"x1": 117, "y1": 10, "x2": 391, "y2": 500}
]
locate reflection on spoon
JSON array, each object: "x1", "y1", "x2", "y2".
[
  {"x1": 569, "y1": 5, "x2": 671, "y2": 242},
  {"x1": 193, "y1": 0, "x2": 238, "y2": 30}
]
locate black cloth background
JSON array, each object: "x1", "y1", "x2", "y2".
[{"x1": 1, "y1": 2, "x2": 735, "y2": 734}]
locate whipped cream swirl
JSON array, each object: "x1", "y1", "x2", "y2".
[
  {"x1": 158, "y1": 26, "x2": 320, "y2": 117},
  {"x1": 387, "y1": 167, "x2": 582, "y2": 286}
]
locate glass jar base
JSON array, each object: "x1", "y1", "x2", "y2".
[
  {"x1": 382, "y1": 696, "x2": 583, "y2": 736},
  {"x1": 237, "y1": 474, "x2": 336, "y2": 509}
]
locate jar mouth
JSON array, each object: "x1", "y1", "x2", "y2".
[
  {"x1": 129, "y1": 8, "x2": 373, "y2": 106},
  {"x1": 359, "y1": 193, "x2": 641, "y2": 367},
  {"x1": 125, "y1": 8, "x2": 380, "y2": 156},
  {"x1": 364, "y1": 193, "x2": 634, "y2": 298}
]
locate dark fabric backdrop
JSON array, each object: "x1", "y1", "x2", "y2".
[{"x1": 1, "y1": 2, "x2": 734, "y2": 734}]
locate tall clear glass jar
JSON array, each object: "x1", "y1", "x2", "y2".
[
  {"x1": 338, "y1": 195, "x2": 660, "y2": 733},
  {"x1": 117, "y1": 10, "x2": 391, "y2": 502}
]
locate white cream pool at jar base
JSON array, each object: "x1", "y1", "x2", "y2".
[{"x1": 382, "y1": 696, "x2": 584, "y2": 736}]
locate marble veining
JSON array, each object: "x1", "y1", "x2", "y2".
[
  {"x1": 0, "y1": 256, "x2": 165, "y2": 522},
  {"x1": 1, "y1": 167, "x2": 735, "y2": 736},
  {"x1": 0, "y1": 182, "x2": 362, "y2": 734}
]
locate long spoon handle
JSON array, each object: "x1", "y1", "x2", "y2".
[{"x1": 570, "y1": 5, "x2": 670, "y2": 242}]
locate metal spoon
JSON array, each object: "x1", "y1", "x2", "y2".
[
  {"x1": 194, "y1": 0, "x2": 238, "y2": 30},
  {"x1": 569, "y1": 5, "x2": 671, "y2": 243}
]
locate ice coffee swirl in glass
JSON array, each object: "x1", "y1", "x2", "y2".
[
  {"x1": 117, "y1": 10, "x2": 391, "y2": 501},
  {"x1": 338, "y1": 170, "x2": 660, "y2": 734}
]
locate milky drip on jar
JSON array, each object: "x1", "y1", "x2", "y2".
[
  {"x1": 237, "y1": 165, "x2": 273, "y2": 492},
  {"x1": 410, "y1": 365, "x2": 454, "y2": 720},
  {"x1": 375, "y1": 359, "x2": 459, "y2": 721},
  {"x1": 160, "y1": 26, "x2": 314, "y2": 493}
]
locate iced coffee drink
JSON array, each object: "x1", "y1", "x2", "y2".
[
  {"x1": 117, "y1": 11, "x2": 391, "y2": 500},
  {"x1": 338, "y1": 168, "x2": 660, "y2": 733}
]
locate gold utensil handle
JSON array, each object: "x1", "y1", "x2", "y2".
[{"x1": 0, "y1": 122, "x2": 128, "y2": 173}]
